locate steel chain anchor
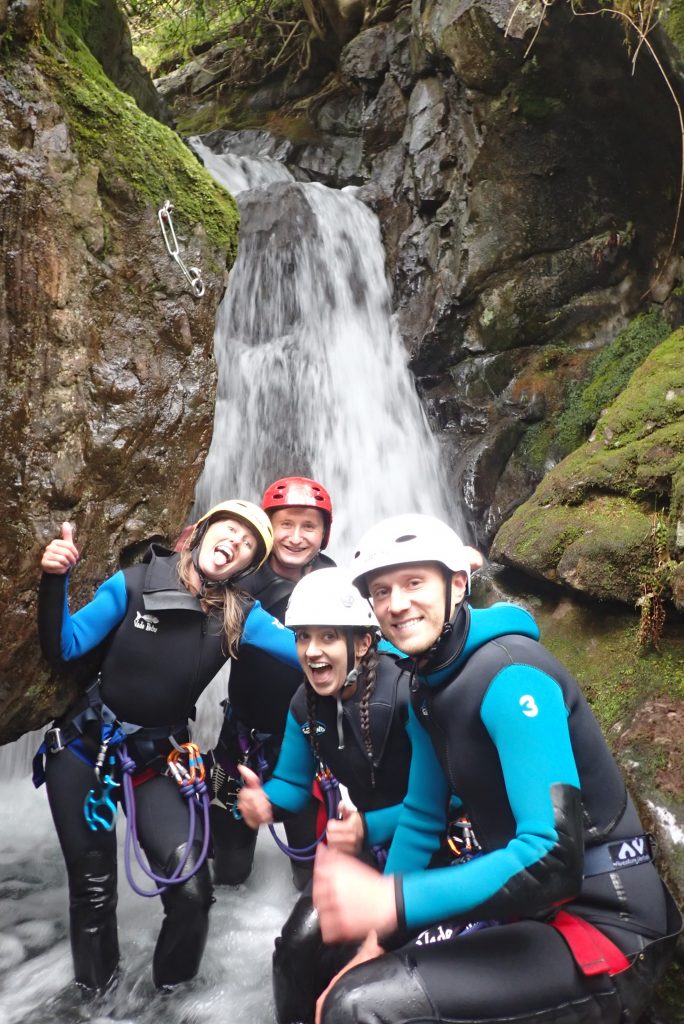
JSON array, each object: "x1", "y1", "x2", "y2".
[{"x1": 158, "y1": 199, "x2": 205, "y2": 298}]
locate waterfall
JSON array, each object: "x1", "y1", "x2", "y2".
[{"x1": 189, "y1": 134, "x2": 460, "y2": 562}]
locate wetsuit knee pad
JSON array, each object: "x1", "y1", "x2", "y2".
[
  {"x1": 153, "y1": 844, "x2": 213, "y2": 988},
  {"x1": 320, "y1": 953, "x2": 435, "y2": 1024},
  {"x1": 159, "y1": 843, "x2": 213, "y2": 916},
  {"x1": 210, "y1": 807, "x2": 258, "y2": 885},
  {"x1": 273, "y1": 897, "x2": 359, "y2": 1024}
]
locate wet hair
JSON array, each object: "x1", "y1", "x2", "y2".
[
  {"x1": 177, "y1": 548, "x2": 245, "y2": 658},
  {"x1": 304, "y1": 628, "x2": 379, "y2": 769}
]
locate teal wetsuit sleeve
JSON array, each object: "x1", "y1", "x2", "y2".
[
  {"x1": 365, "y1": 803, "x2": 403, "y2": 847},
  {"x1": 383, "y1": 704, "x2": 451, "y2": 875},
  {"x1": 240, "y1": 600, "x2": 300, "y2": 669},
  {"x1": 263, "y1": 709, "x2": 317, "y2": 814},
  {"x1": 59, "y1": 572, "x2": 128, "y2": 659},
  {"x1": 398, "y1": 666, "x2": 581, "y2": 931}
]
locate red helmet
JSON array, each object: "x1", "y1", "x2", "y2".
[{"x1": 262, "y1": 476, "x2": 333, "y2": 549}]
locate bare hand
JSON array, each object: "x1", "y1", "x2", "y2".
[
  {"x1": 313, "y1": 843, "x2": 397, "y2": 943},
  {"x1": 236, "y1": 764, "x2": 273, "y2": 828},
  {"x1": 326, "y1": 801, "x2": 364, "y2": 855},
  {"x1": 315, "y1": 930, "x2": 384, "y2": 1024},
  {"x1": 40, "y1": 522, "x2": 79, "y2": 575}
]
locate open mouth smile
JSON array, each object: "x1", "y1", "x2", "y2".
[{"x1": 212, "y1": 544, "x2": 234, "y2": 568}]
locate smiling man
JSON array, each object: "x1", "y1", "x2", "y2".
[
  {"x1": 209, "y1": 477, "x2": 336, "y2": 889},
  {"x1": 311, "y1": 513, "x2": 681, "y2": 1024}
]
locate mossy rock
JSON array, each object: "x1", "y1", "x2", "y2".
[
  {"x1": 36, "y1": 6, "x2": 239, "y2": 257},
  {"x1": 492, "y1": 330, "x2": 684, "y2": 607}
]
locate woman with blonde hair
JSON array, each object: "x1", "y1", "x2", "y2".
[{"x1": 36, "y1": 500, "x2": 300, "y2": 993}]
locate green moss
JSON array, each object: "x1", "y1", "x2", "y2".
[
  {"x1": 503, "y1": 588, "x2": 684, "y2": 731},
  {"x1": 556, "y1": 311, "x2": 670, "y2": 455},
  {"x1": 34, "y1": 9, "x2": 239, "y2": 257},
  {"x1": 517, "y1": 421, "x2": 554, "y2": 474},
  {"x1": 130, "y1": 2, "x2": 238, "y2": 74},
  {"x1": 493, "y1": 327, "x2": 684, "y2": 607},
  {"x1": 664, "y1": 0, "x2": 684, "y2": 60}
]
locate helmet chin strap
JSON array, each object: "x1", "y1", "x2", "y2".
[{"x1": 419, "y1": 567, "x2": 457, "y2": 663}]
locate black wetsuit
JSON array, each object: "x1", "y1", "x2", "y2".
[
  {"x1": 265, "y1": 652, "x2": 413, "y2": 1024},
  {"x1": 209, "y1": 552, "x2": 335, "y2": 888},
  {"x1": 36, "y1": 546, "x2": 299, "y2": 991},
  {"x1": 320, "y1": 603, "x2": 682, "y2": 1024}
]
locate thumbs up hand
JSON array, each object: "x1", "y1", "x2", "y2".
[
  {"x1": 40, "y1": 522, "x2": 80, "y2": 575},
  {"x1": 326, "y1": 800, "x2": 364, "y2": 855},
  {"x1": 237, "y1": 764, "x2": 273, "y2": 828}
]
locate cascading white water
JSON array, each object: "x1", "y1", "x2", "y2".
[
  {"x1": 0, "y1": 131, "x2": 460, "y2": 1023},
  {"x1": 190, "y1": 136, "x2": 460, "y2": 559}
]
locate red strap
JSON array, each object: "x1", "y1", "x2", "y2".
[
  {"x1": 551, "y1": 910, "x2": 630, "y2": 976},
  {"x1": 311, "y1": 778, "x2": 329, "y2": 841},
  {"x1": 132, "y1": 766, "x2": 157, "y2": 788}
]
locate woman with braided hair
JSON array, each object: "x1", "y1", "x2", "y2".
[{"x1": 237, "y1": 567, "x2": 414, "y2": 1024}]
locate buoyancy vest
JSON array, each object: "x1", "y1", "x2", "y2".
[
  {"x1": 410, "y1": 602, "x2": 672, "y2": 940},
  {"x1": 228, "y1": 552, "x2": 335, "y2": 733},
  {"x1": 289, "y1": 654, "x2": 411, "y2": 814},
  {"x1": 98, "y1": 546, "x2": 245, "y2": 727}
]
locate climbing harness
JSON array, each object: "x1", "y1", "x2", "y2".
[
  {"x1": 119, "y1": 739, "x2": 211, "y2": 897},
  {"x1": 158, "y1": 199, "x2": 205, "y2": 298},
  {"x1": 35, "y1": 683, "x2": 211, "y2": 897},
  {"x1": 229, "y1": 724, "x2": 341, "y2": 862}
]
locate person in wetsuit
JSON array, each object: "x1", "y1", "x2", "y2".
[
  {"x1": 236, "y1": 567, "x2": 413, "y2": 1024},
  {"x1": 36, "y1": 501, "x2": 301, "y2": 993},
  {"x1": 312, "y1": 514, "x2": 682, "y2": 1024},
  {"x1": 209, "y1": 477, "x2": 335, "y2": 890}
]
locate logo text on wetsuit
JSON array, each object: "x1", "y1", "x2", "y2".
[
  {"x1": 134, "y1": 611, "x2": 159, "y2": 633},
  {"x1": 302, "y1": 721, "x2": 326, "y2": 736},
  {"x1": 607, "y1": 835, "x2": 652, "y2": 869}
]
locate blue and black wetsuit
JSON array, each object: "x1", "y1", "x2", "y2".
[
  {"x1": 321, "y1": 602, "x2": 682, "y2": 1024},
  {"x1": 209, "y1": 552, "x2": 335, "y2": 889},
  {"x1": 36, "y1": 545, "x2": 299, "y2": 992},
  {"x1": 266, "y1": 651, "x2": 414, "y2": 1024}
]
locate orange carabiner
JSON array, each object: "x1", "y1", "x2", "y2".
[{"x1": 167, "y1": 742, "x2": 205, "y2": 787}]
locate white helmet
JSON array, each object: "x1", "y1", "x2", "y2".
[
  {"x1": 285, "y1": 567, "x2": 378, "y2": 630},
  {"x1": 351, "y1": 514, "x2": 471, "y2": 597}
]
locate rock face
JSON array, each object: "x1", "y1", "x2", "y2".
[{"x1": 0, "y1": 2, "x2": 239, "y2": 744}]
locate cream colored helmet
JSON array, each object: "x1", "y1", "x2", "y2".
[{"x1": 190, "y1": 499, "x2": 273, "y2": 579}]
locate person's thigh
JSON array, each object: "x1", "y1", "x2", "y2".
[
  {"x1": 132, "y1": 773, "x2": 205, "y2": 868},
  {"x1": 45, "y1": 747, "x2": 117, "y2": 868},
  {"x1": 322, "y1": 921, "x2": 621, "y2": 1024}
]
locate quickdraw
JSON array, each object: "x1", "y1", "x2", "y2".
[
  {"x1": 158, "y1": 199, "x2": 205, "y2": 298},
  {"x1": 447, "y1": 815, "x2": 481, "y2": 862}
]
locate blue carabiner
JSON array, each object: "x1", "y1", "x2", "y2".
[{"x1": 83, "y1": 773, "x2": 120, "y2": 832}]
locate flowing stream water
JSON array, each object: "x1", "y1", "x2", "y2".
[{"x1": 0, "y1": 131, "x2": 460, "y2": 1023}]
